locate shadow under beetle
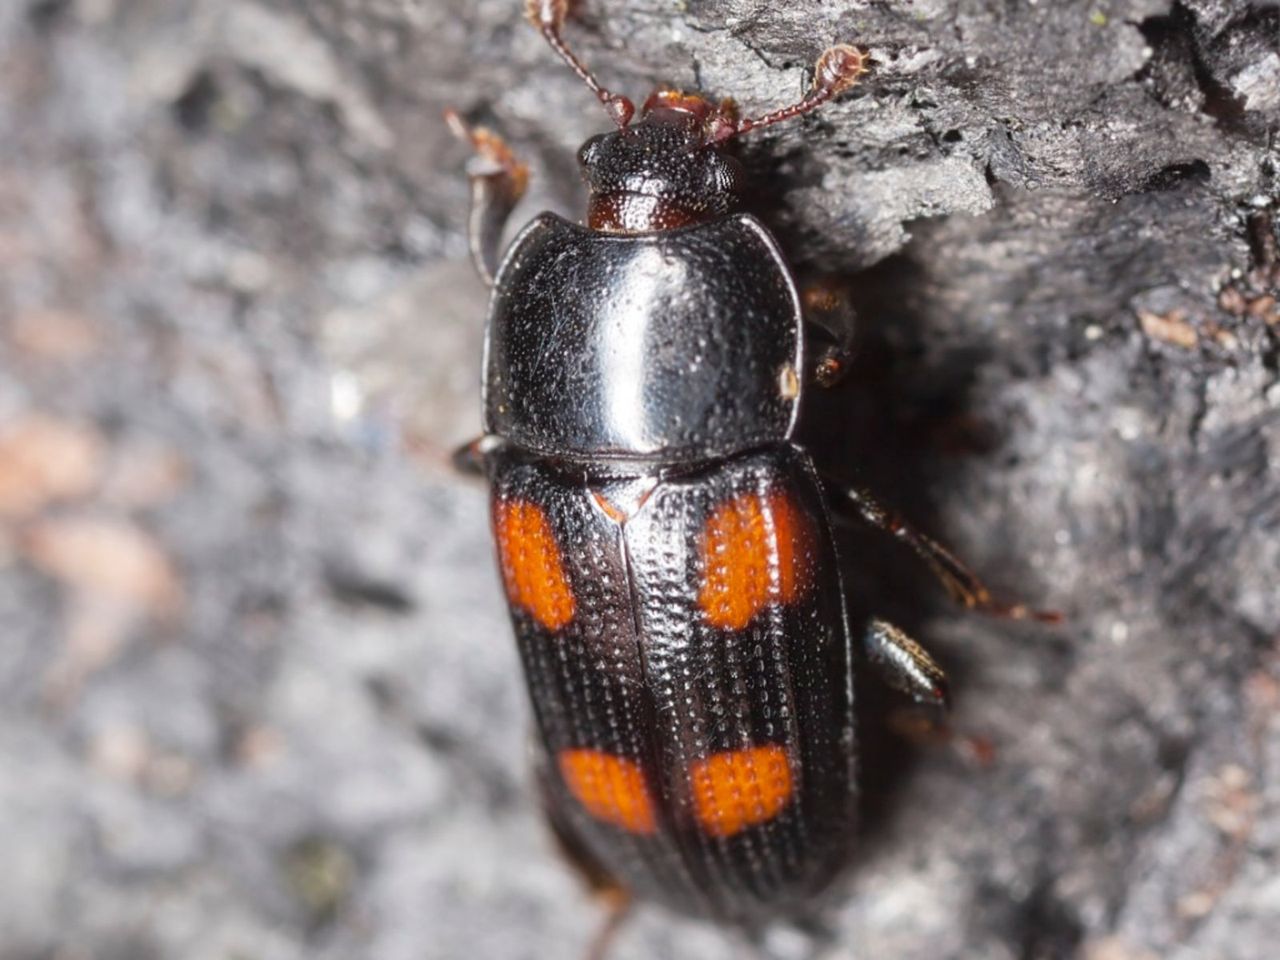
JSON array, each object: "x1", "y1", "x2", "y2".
[{"x1": 450, "y1": 1, "x2": 1058, "y2": 954}]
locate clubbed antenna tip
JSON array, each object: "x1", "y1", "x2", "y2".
[{"x1": 712, "y1": 43, "x2": 869, "y2": 142}]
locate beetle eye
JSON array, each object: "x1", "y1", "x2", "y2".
[{"x1": 704, "y1": 157, "x2": 738, "y2": 193}]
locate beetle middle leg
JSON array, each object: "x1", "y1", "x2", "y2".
[
  {"x1": 829, "y1": 481, "x2": 1061, "y2": 622},
  {"x1": 801, "y1": 279, "x2": 857, "y2": 387},
  {"x1": 444, "y1": 111, "x2": 529, "y2": 285}
]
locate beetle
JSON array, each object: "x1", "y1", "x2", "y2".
[{"x1": 449, "y1": 1, "x2": 1057, "y2": 953}]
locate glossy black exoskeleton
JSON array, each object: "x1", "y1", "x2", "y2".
[{"x1": 450, "y1": 1, "x2": 1057, "y2": 953}]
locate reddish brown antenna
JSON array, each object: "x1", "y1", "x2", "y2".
[
  {"x1": 526, "y1": 0, "x2": 635, "y2": 128},
  {"x1": 708, "y1": 44, "x2": 869, "y2": 142}
]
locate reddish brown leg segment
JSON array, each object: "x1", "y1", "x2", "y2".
[
  {"x1": 887, "y1": 707, "x2": 999, "y2": 769},
  {"x1": 444, "y1": 111, "x2": 529, "y2": 285},
  {"x1": 832, "y1": 483, "x2": 1062, "y2": 622},
  {"x1": 542, "y1": 773, "x2": 635, "y2": 960},
  {"x1": 584, "y1": 888, "x2": 632, "y2": 960}
]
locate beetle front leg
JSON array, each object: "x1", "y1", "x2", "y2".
[
  {"x1": 801, "y1": 280, "x2": 857, "y2": 387},
  {"x1": 450, "y1": 435, "x2": 504, "y2": 476},
  {"x1": 445, "y1": 111, "x2": 529, "y2": 285},
  {"x1": 830, "y1": 482, "x2": 1061, "y2": 623}
]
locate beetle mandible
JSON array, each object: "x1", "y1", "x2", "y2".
[{"x1": 450, "y1": 1, "x2": 1058, "y2": 953}]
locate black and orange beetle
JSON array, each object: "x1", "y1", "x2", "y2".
[{"x1": 450, "y1": 1, "x2": 1057, "y2": 953}]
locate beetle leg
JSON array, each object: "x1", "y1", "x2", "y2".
[
  {"x1": 539, "y1": 767, "x2": 634, "y2": 960},
  {"x1": 863, "y1": 617, "x2": 950, "y2": 707},
  {"x1": 830, "y1": 483, "x2": 1062, "y2": 622},
  {"x1": 868, "y1": 646, "x2": 1003, "y2": 769},
  {"x1": 801, "y1": 280, "x2": 857, "y2": 387},
  {"x1": 866, "y1": 623, "x2": 1005, "y2": 768},
  {"x1": 886, "y1": 707, "x2": 999, "y2": 768},
  {"x1": 451, "y1": 435, "x2": 503, "y2": 476},
  {"x1": 445, "y1": 110, "x2": 530, "y2": 285},
  {"x1": 584, "y1": 889, "x2": 632, "y2": 960}
]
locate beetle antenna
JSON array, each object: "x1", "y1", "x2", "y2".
[
  {"x1": 708, "y1": 45, "x2": 868, "y2": 142},
  {"x1": 526, "y1": 0, "x2": 635, "y2": 129}
]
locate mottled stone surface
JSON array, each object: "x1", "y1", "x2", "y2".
[{"x1": 0, "y1": 1, "x2": 1277, "y2": 959}]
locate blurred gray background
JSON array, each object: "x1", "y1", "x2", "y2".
[{"x1": 1, "y1": 1, "x2": 1278, "y2": 958}]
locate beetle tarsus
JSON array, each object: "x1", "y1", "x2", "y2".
[{"x1": 886, "y1": 708, "x2": 998, "y2": 768}]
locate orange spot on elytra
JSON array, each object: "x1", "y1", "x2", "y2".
[
  {"x1": 690, "y1": 744, "x2": 794, "y2": 838},
  {"x1": 494, "y1": 498, "x2": 575, "y2": 630},
  {"x1": 558, "y1": 748, "x2": 657, "y2": 835},
  {"x1": 698, "y1": 490, "x2": 812, "y2": 630}
]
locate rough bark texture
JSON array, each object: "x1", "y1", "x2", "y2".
[{"x1": 1, "y1": 1, "x2": 1278, "y2": 959}]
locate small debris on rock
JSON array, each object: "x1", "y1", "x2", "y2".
[{"x1": 1137, "y1": 308, "x2": 1199, "y2": 349}]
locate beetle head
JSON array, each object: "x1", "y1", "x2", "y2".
[
  {"x1": 524, "y1": 0, "x2": 868, "y2": 232},
  {"x1": 577, "y1": 94, "x2": 747, "y2": 232}
]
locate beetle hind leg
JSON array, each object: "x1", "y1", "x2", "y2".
[
  {"x1": 445, "y1": 111, "x2": 529, "y2": 285},
  {"x1": 584, "y1": 888, "x2": 632, "y2": 960},
  {"x1": 539, "y1": 770, "x2": 635, "y2": 960},
  {"x1": 865, "y1": 618, "x2": 1006, "y2": 766},
  {"x1": 862, "y1": 617, "x2": 949, "y2": 708}
]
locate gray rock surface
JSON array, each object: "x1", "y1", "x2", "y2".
[{"x1": 1, "y1": 1, "x2": 1277, "y2": 959}]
